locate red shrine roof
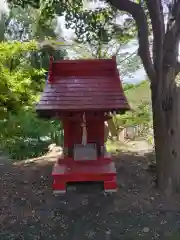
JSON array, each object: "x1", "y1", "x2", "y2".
[{"x1": 36, "y1": 57, "x2": 130, "y2": 117}]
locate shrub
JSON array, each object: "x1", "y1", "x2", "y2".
[{"x1": 0, "y1": 109, "x2": 63, "y2": 160}]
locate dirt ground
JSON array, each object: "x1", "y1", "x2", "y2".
[{"x1": 1, "y1": 144, "x2": 180, "y2": 239}]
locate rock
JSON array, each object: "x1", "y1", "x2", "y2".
[
  {"x1": 48, "y1": 143, "x2": 56, "y2": 151},
  {"x1": 48, "y1": 144, "x2": 63, "y2": 153},
  {"x1": 105, "y1": 230, "x2": 111, "y2": 240},
  {"x1": 143, "y1": 227, "x2": 150, "y2": 233}
]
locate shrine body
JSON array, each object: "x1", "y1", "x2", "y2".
[{"x1": 36, "y1": 56, "x2": 130, "y2": 194}]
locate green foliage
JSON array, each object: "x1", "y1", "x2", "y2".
[
  {"x1": 122, "y1": 83, "x2": 136, "y2": 91},
  {"x1": 114, "y1": 101, "x2": 151, "y2": 128},
  {"x1": 3, "y1": 5, "x2": 67, "y2": 63},
  {"x1": 69, "y1": 9, "x2": 136, "y2": 59},
  {"x1": 66, "y1": 7, "x2": 117, "y2": 44},
  {"x1": 0, "y1": 0, "x2": 69, "y2": 160},
  {"x1": 0, "y1": 109, "x2": 63, "y2": 160},
  {"x1": 125, "y1": 80, "x2": 151, "y2": 109},
  {"x1": 31, "y1": 43, "x2": 66, "y2": 70},
  {"x1": 8, "y1": 0, "x2": 40, "y2": 8},
  {"x1": 6, "y1": 6, "x2": 59, "y2": 41},
  {"x1": 114, "y1": 81, "x2": 152, "y2": 136},
  {"x1": 0, "y1": 40, "x2": 44, "y2": 112},
  {"x1": 117, "y1": 53, "x2": 142, "y2": 79},
  {"x1": 8, "y1": 0, "x2": 135, "y2": 54},
  {"x1": 0, "y1": 40, "x2": 65, "y2": 160},
  {"x1": 8, "y1": 0, "x2": 136, "y2": 41},
  {"x1": 0, "y1": 40, "x2": 66, "y2": 112},
  {"x1": 7, "y1": 0, "x2": 139, "y2": 80}
]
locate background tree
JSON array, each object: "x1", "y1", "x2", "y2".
[
  {"x1": 103, "y1": 0, "x2": 180, "y2": 195},
  {"x1": 7, "y1": 0, "x2": 143, "y2": 78},
  {"x1": 0, "y1": 1, "x2": 68, "y2": 160},
  {"x1": 5, "y1": 6, "x2": 66, "y2": 69},
  {"x1": 0, "y1": 40, "x2": 64, "y2": 160}
]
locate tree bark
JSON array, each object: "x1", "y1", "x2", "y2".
[
  {"x1": 151, "y1": 68, "x2": 180, "y2": 195},
  {"x1": 107, "y1": 0, "x2": 180, "y2": 194}
]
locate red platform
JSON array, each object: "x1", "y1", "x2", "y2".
[{"x1": 52, "y1": 156, "x2": 117, "y2": 194}]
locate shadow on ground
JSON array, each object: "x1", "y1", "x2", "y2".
[{"x1": 1, "y1": 151, "x2": 180, "y2": 239}]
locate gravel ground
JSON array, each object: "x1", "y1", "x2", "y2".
[{"x1": 1, "y1": 149, "x2": 180, "y2": 240}]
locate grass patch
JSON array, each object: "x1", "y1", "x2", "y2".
[{"x1": 125, "y1": 80, "x2": 151, "y2": 109}]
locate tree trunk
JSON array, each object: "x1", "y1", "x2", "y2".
[{"x1": 151, "y1": 68, "x2": 180, "y2": 195}]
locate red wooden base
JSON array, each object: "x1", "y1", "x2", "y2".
[{"x1": 52, "y1": 157, "x2": 117, "y2": 194}]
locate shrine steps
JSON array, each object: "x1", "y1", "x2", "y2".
[{"x1": 52, "y1": 158, "x2": 118, "y2": 194}]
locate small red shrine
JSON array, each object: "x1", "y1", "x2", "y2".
[{"x1": 36, "y1": 56, "x2": 130, "y2": 194}]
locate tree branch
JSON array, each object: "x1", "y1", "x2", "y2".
[
  {"x1": 118, "y1": 50, "x2": 137, "y2": 64},
  {"x1": 107, "y1": 0, "x2": 156, "y2": 81},
  {"x1": 146, "y1": 0, "x2": 164, "y2": 79}
]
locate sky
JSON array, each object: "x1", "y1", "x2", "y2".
[
  {"x1": 0, "y1": 0, "x2": 9, "y2": 17},
  {"x1": 1, "y1": 0, "x2": 146, "y2": 83}
]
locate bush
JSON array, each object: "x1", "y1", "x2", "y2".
[{"x1": 0, "y1": 109, "x2": 63, "y2": 160}]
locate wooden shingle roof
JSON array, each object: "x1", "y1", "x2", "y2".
[{"x1": 36, "y1": 58, "x2": 130, "y2": 117}]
